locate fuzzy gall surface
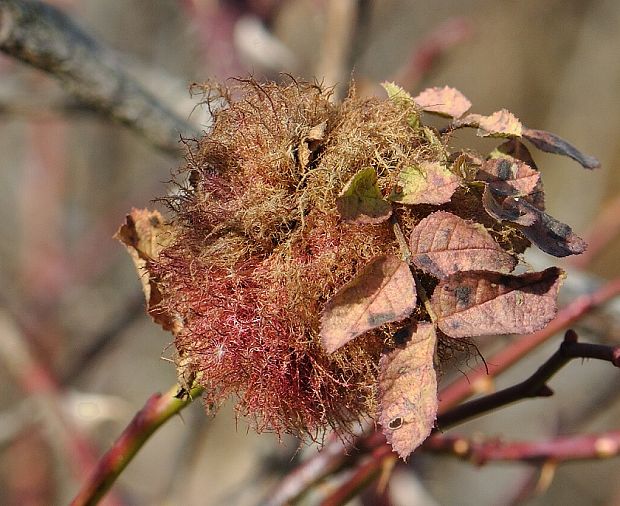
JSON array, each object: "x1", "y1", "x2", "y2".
[{"x1": 118, "y1": 79, "x2": 591, "y2": 442}]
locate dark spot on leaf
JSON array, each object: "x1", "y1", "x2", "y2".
[
  {"x1": 369, "y1": 311, "x2": 397, "y2": 326},
  {"x1": 497, "y1": 158, "x2": 513, "y2": 180},
  {"x1": 389, "y1": 417, "x2": 403, "y2": 430},
  {"x1": 393, "y1": 326, "x2": 411, "y2": 346},
  {"x1": 415, "y1": 254, "x2": 435, "y2": 269},
  {"x1": 454, "y1": 285, "x2": 471, "y2": 306}
]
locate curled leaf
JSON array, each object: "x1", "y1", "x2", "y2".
[
  {"x1": 379, "y1": 322, "x2": 438, "y2": 459},
  {"x1": 482, "y1": 190, "x2": 586, "y2": 257},
  {"x1": 512, "y1": 199, "x2": 587, "y2": 257},
  {"x1": 390, "y1": 161, "x2": 461, "y2": 205},
  {"x1": 522, "y1": 127, "x2": 600, "y2": 169},
  {"x1": 320, "y1": 255, "x2": 417, "y2": 353},
  {"x1": 431, "y1": 267, "x2": 565, "y2": 338},
  {"x1": 336, "y1": 167, "x2": 392, "y2": 224},
  {"x1": 409, "y1": 211, "x2": 517, "y2": 279},
  {"x1": 482, "y1": 186, "x2": 537, "y2": 226},
  {"x1": 413, "y1": 86, "x2": 472, "y2": 118},
  {"x1": 115, "y1": 209, "x2": 179, "y2": 332},
  {"x1": 476, "y1": 158, "x2": 540, "y2": 197}
]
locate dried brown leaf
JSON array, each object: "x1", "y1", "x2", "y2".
[
  {"x1": 431, "y1": 267, "x2": 565, "y2": 338},
  {"x1": 409, "y1": 211, "x2": 517, "y2": 278},
  {"x1": 513, "y1": 199, "x2": 588, "y2": 257},
  {"x1": 320, "y1": 255, "x2": 417, "y2": 353},
  {"x1": 336, "y1": 167, "x2": 392, "y2": 224},
  {"x1": 457, "y1": 110, "x2": 522, "y2": 138},
  {"x1": 390, "y1": 161, "x2": 461, "y2": 205},
  {"x1": 115, "y1": 209, "x2": 179, "y2": 332},
  {"x1": 482, "y1": 186, "x2": 537, "y2": 226},
  {"x1": 522, "y1": 127, "x2": 600, "y2": 169},
  {"x1": 379, "y1": 322, "x2": 438, "y2": 459},
  {"x1": 482, "y1": 190, "x2": 586, "y2": 257},
  {"x1": 298, "y1": 121, "x2": 327, "y2": 168},
  {"x1": 413, "y1": 86, "x2": 472, "y2": 118},
  {"x1": 477, "y1": 158, "x2": 540, "y2": 197}
]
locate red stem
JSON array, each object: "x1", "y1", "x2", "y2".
[
  {"x1": 270, "y1": 276, "x2": 620, "y2": 505},
  {"x1": 423, "y1": 431, "x2": 620, "y2": 464},
  {"x1": 320, "y1": 445, "x2": 395, "y2": 506}
]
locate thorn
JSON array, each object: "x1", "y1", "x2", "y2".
[
  {"x1": 535, "y1": 460, "x2": 557, "y2": 494},
  {"x1": 537, "y1": 385, "x2": 554, "y2": 397},
  {"x1": 564, "y1": 329, "x2": 578, "y2": 343}
]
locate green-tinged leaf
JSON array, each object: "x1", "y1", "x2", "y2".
[
  {"x1": 382, "y1": 81, "x2": 420, "y2": 128},
  {"x1": 320, "y1": 255, "x2": 417, "y2": 353},
  {"x1": 522, "y1": 127, "x2": 600, "y2": 169},
  {"x1": 409, "y1": 211, "x2": 517, "y2": 279},
  {"x1": 336, "y1": 167, "x2": 392, "y2": 224},
  {"x1": 413, "y1": 86, "x2": 472, "y2": 118},
  {"x1": 390, "y1": 161, "x2": 461, "y2": 205},
  {"x1": 431, "y1": 267, "x2": 565, "y2": 338},
  {"x1": 379, "y1": 322, "x2": 438, "y2": 459}
]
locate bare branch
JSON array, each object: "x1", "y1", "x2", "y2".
[
  {"x1": 423, "y1": 431, "x2": 620, "y2": 465},
  {"x1": 70, "y1": 384, "x2": 203, "y2": 506},
  {"x1": 0, "y1": 0, "x2": 200, "y2": 154},
  {"x1": 436, "y1": 330, "x2": 620, "y2": 429}
]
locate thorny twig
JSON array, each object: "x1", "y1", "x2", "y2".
[
  {"x1": 0, "y1": 0, "x2": 198, "y2": 154},
  {"x1": 436, "y1": 330, "x2": 620, "y2": 429},
  {"x1": 317, "y1": 330, "x2": 620, "y2": 505},
  {"x1": 70, "y1": 384, "x2": 204, "y2": 506},
  {"x1": 266, "y1": 276, "x2": 620, "y2": 505}
]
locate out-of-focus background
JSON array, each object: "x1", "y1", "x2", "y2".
[{"x1": 1, "y1": 1, "x2": 620, "y2": 505}]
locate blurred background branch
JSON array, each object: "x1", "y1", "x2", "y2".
[{"x1": 0, "y1": 0, "x2": 199, "y2": 154}]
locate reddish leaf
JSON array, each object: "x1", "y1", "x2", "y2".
[
  {"x1": 409, "y1": 211, "x2": 517, "y2": 278},
  {"x1": 413, "y1": 86, "x2": 472, "y2": 118},
  {"x1": 390, "y1": 161, "x2": 461, "y2": 205},
  {"x1": 336, "y1": 167, "x2": 392, "y2": 224},
  {"x1": 320, "y1": 255, "x2": 417, "y2": 353},
  {"x1": 456, "y1": 110, "x2": 522, "y2": 138},
  {"x1": 495, "y1": 139, "x2": 545, "y2": 209},
  {"x1": 477, "y1": 158, "x2": 540, "y2": 197},
  {"x1": 496, "y1": 138, "x2": 539, "y2": 170},
  {"x1": 522, "y1": 127, "x2": 600, "y2": 170},
  {"x1": 378, "y1": 322, "x2": 438, "y2": 459},
  {"x1": 431, "y1": 267, "x2": 565, "y2": 338}
]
